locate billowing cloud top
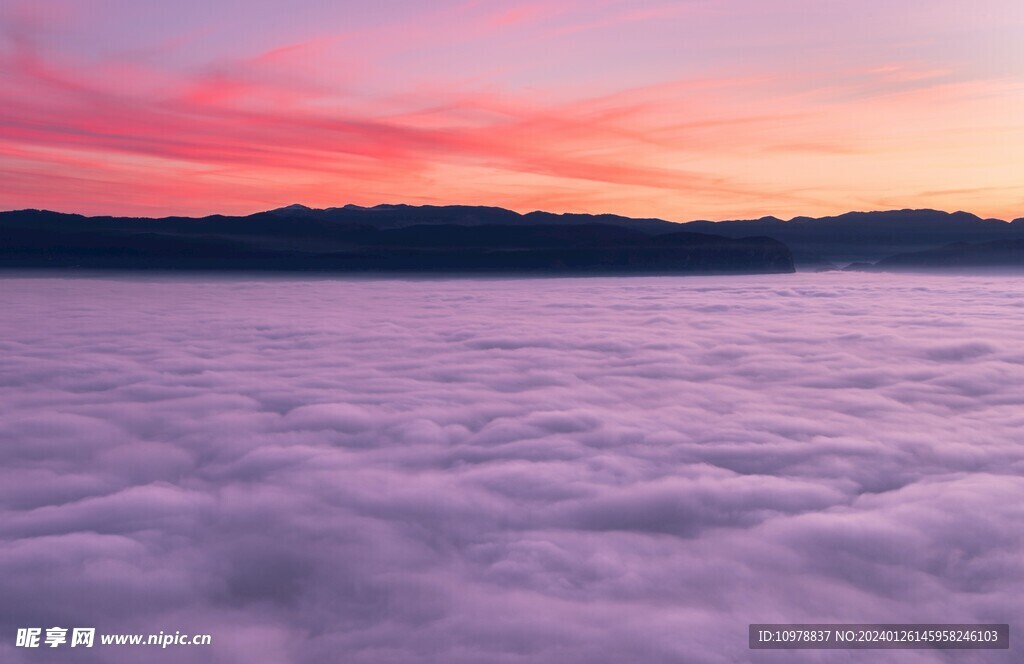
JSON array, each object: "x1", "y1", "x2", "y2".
[
  {"x1": 1, "y1": 0, "x2": 1023, "y2": 219},
  {"x1": 0, "y1": 272, "x2": 1022, "y2": 662}
]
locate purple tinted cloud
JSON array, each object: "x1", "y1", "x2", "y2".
[{"x1": 0, "y1": 272, "x2": 1022, "y2": 663}]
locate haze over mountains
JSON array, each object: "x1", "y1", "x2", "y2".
[{"x1": 2, "y1": 204, "x2": 1024, "y2": 274}]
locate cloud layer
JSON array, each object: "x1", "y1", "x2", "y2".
[{"x1": 1, "y1": 272, "x2": 1022, "y2": 663}]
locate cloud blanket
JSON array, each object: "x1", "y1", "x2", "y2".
[{"x1": 1, "y1": 272, "x2": 1021, "y2": 663}]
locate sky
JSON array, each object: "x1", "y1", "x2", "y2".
[{"x1": 1, "y1": 0, "x2": 1023, "y2": 220}]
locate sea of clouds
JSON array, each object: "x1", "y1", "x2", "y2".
[{"x1": 0, "y1": 272, "x2": 1022, "y2": 663}]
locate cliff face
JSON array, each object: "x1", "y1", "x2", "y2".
[{"x1": 0, "y1": 210, "x2": 795, "y2": 275}]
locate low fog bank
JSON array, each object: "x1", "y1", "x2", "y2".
[{"x1": 1, "y1": 272, "x2": 1022, "y2": 663}]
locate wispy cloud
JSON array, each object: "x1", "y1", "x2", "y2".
[{"x1": 1, "y1": 0, "x2": 1022, "y2": 218}]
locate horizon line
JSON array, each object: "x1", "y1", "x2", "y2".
[{"x1": 3, "y1": 203, "x2": 1022, "y2": 226}]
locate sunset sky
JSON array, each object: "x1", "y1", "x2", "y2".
[{"x1": 2, "y1": 0, "x2": 1023, "y2": 220}]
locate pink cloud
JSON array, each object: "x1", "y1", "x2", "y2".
[{"x1": 1, "y1": 1, "x2": 1022, "y2": 219}]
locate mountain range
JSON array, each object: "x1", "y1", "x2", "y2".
[
  {"x1": 2, "y1": 204, "x2": 1024, "y2": 274},
  {"x1": 0, "y1": 207, "x2": 792, "y2": 275}
]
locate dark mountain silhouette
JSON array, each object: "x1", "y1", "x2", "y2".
[
  {"x1": 680, "y1": 209, "x2": 1024, "y2": 266},
  {"x1": 264, "y1": 205, "x2": 1024, "y2": 266},
  {"x1": 267, "y1": 203, "x2": 678, "y2": 235},
  {"x1": 847, "y1": 240, "x2": 1024, "y2": 271},
  {"x1": 0, "y1": 209, "x2": 793, "y2": 275},
  {"x1": 4, "y1": 203, "x2": 1023, "y2": 274}
]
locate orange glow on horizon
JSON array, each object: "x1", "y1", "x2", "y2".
[{"x1": 1, "y1": 0, "x2": 1023, "y2": 221}]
